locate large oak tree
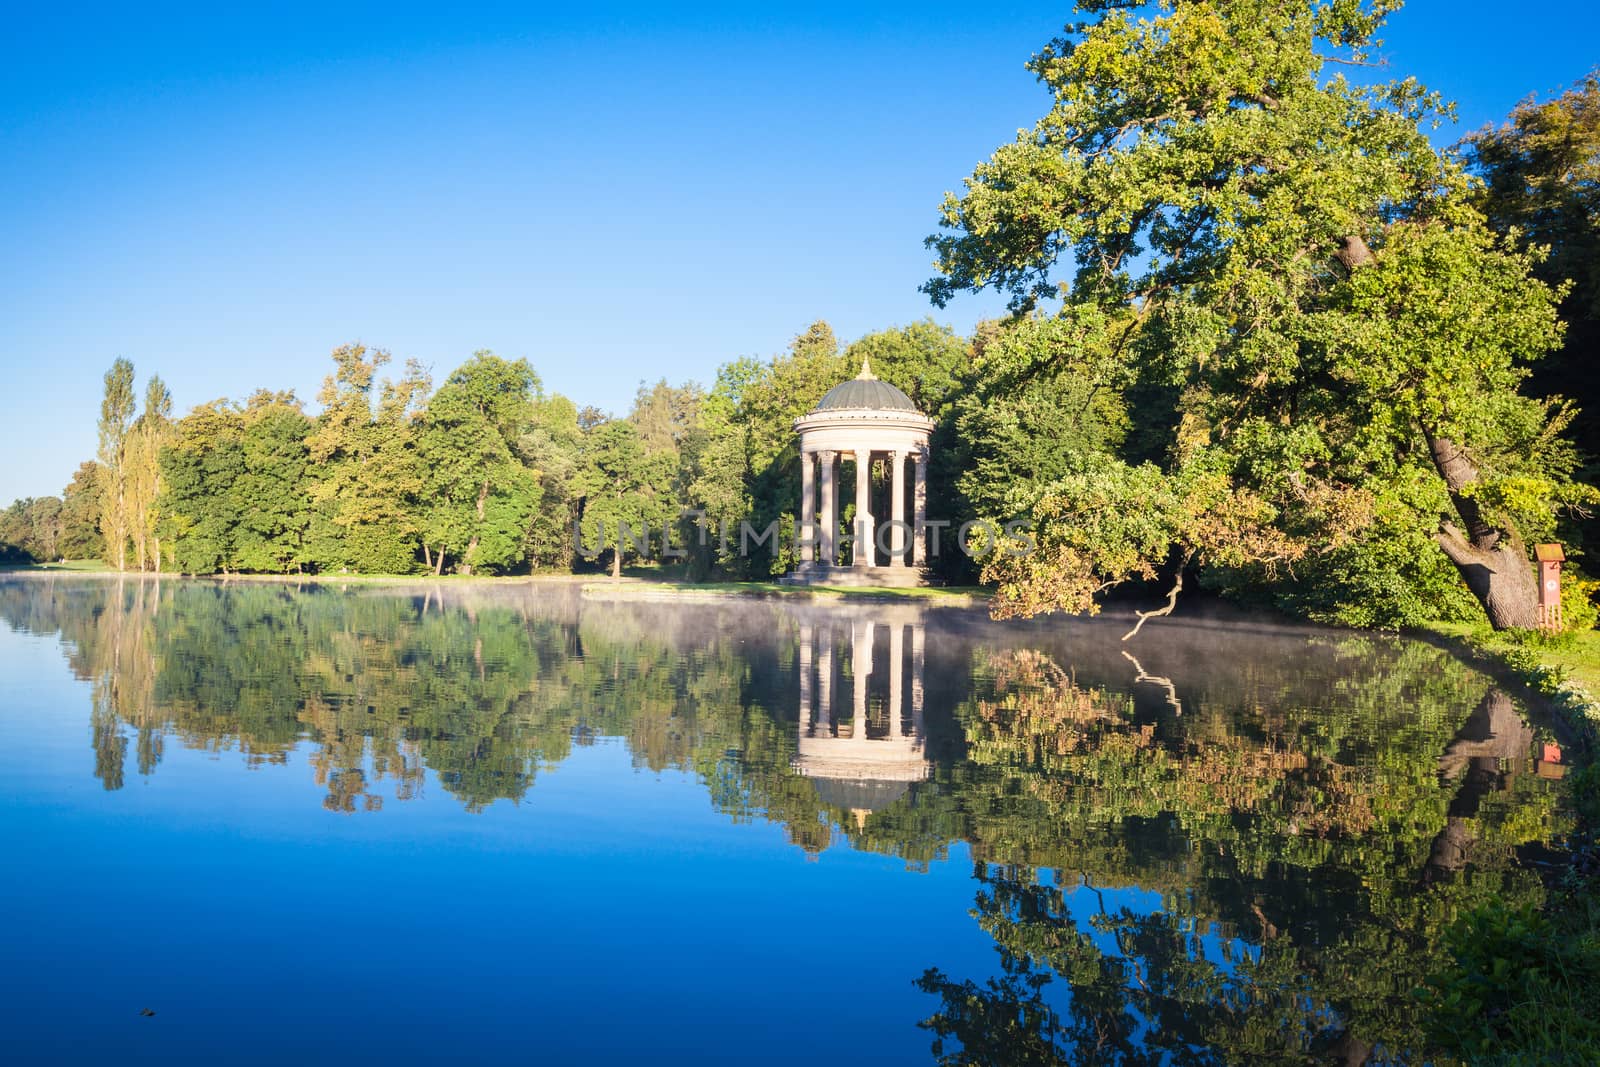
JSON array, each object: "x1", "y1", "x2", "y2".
[{"x1": 926, "y1": 0, "x2": 1590, "y2": 631}]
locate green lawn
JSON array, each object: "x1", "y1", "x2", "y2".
[
  {"x1": 1425, "y1": 620, "x2": 1600, "y2": 698},
  {"x1": 0, "y1": 558, "x2": 112, "y2": 573}
]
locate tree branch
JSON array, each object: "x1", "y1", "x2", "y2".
[
  {"x1": 1424, "y1": 430, "x2": 1500, "y2": 549},
  {"x1": 1121, "y1": 650, "x2": 1182, "y2": 714},
  {"x1": 1122, "y1": 552, "x2": 1190, "y2": 641},
  {"x1": 1433, "y1": 523, "x2": 1481, "y2": 567}
]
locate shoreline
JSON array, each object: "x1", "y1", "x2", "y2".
[{"x1": 0, "y1": 565, "x2": 991, "y2": 608}]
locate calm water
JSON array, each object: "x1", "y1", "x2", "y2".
[{"x1": 0, "y1": 577, "x2": 1567, "y2": 1064}]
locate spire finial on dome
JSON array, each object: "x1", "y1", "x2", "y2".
[{"x1": 857, "y1": 355, "x2": 876, "y2": 380}]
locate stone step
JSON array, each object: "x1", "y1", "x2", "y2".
[{"x1": 781, "y1": 565, "x2": 927, "y2": 588}]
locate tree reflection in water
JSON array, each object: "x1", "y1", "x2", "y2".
[{"x1": 0, "y1": 577, "x2": 1564, "y2": 1063}]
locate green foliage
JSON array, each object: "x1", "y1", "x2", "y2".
[
  {"x1": 233, "y1": 395, "x2": 314, "y2": 572},
  {"x1": 574, "y1": 420, "x2": 675, "y2": 576},
  {"x1": 950, "y1": 315, "x2": 1130, "y2": 524},
  {"x1": 520, "y1": 392, "x2": 584, "y2": 570},
  {"x1": 158, "y1": 400, "x2": 248, "y2": 574},
  {"x1": 58, "y1": 462, "x2": 104, "y2": 560},
  {"x1": 1423, "y1": 891, "x2": 1600, "y2": 1062},
  {"x1": 147, "y1": 345, "x2": 574, "y2": 577},
  {"x1": 96, "y1": 357, "x2": 137, "y2": 570},
  {"x1": 304, "y1": 345, "x2": 430, "y2": 574},
  {"x1": 1216, "y1": 486, "x2": 1483, "y2": 629},
  {"x1": 923, "y1": 0, "x2": 1584, "y2": 631},
  {"x1": 844, "y1": 318, "x2": 969, "y2": 418},
  {"x1": 416, "y1": 352, "x2": 543, "y2": 574},
  {"x1": 1466, "y1": 72, "x2": 1600, "y2": 564},
  {"x1": 0, "y1": 496, "x2": 65, "y2": 562},
  {"x1": 1561, "y1": 573, "x2": 1600, "y2": 635}
]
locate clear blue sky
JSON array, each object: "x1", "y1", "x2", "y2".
[{"x1": 2, "y1": 1, "x2": 1595, "y2": 503}]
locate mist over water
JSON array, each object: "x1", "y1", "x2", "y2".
[{"x1": 0, "y1": 577, "x2": 1566, "y2": 1064}]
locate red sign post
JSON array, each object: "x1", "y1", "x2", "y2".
[{"x1": 1535, "y1": 543, "x2": 1565, "y2": 631}]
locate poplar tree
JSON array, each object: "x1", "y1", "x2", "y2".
[
  {"x1": 126, "y1": 375, "x2": 173, "y2": 571},
  {"x1": 96, "y1": 359, "x2": 137, "y2": 571}
]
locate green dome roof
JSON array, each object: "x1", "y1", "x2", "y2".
[{"x1": 812, "y1": 359, "x2": 920, "y2": 413}]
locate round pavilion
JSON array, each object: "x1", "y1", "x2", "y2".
[{"x1": 786, "y1": 359, "x2": 934, "y2": 586}]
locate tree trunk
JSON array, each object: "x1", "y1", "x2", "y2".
[
  {"x1": 611, "y1": 547, "x2": 622, "y2": 579},
  {"x1": 460, "y1": 479, "x2": 489, "y2": 576},
  {"x1": 1434, "y1": 526, "x2": 1542, "y2": 630},
  {"x1": 1424, "y1": 429, "x2": 1541, "y2": 630},
  {"x1": 423, "y1": 543, "x2": 432, "y2": 571},
  {"x1": 1421, "y1": 688, "x2": 1531, "y2": 885},
  {"x1": 434, "y1": 548, "x2": 446, "y2": 576}
]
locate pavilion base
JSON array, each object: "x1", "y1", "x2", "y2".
[{"x1": 780, "y1": 563, "x2": 926, "y2": 589}]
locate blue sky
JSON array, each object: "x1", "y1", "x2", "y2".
[{"x1": 2, "y1": 1, "x2": 1596, "y2": 504}]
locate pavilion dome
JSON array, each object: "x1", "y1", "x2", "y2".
[{"x1": 812, "y1": 359, "x2": 919, "y2": 414}]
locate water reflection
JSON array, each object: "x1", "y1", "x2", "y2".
[
  {"x1": 0, "y1": 576, "x2": 1565, "y2": 1064},
  {"x1": 796, "y1": 616, "x2": 929, "y2": 827}
]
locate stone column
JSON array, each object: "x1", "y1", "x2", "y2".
[
  {"x1": 888, "y1": 622, "x2": 904, "y2": 739},
  {"x1": 911, "y1": 622, "x2": 925, "y2": 738},
  {"x1": 799, "y1": 450, "x2": 815, "y2": 564},
  {"x1": 913, "y1": 446, "x2": 929, "y2": 566},
  {"x1": 818, "y1": 450, "x2": 836, "y2": 567},
  {"x1": 853, "y1": 619, "x2": 874, "y2": 741},
  {"x1": 817, "y1": 628, "x2": 834, "y2": 731},
  {"x1": 798, "y1": 622, "x2": 813, "y2": 734},
  {"x1": 890, "y1": 449, "x2": 907, "y2": 565},
  {"x1": 854, "y1": 449, "x2": 874, "y2": 567}
]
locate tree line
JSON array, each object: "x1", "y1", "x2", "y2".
[
  {"x1": 46, "y1": 321, "x2": 984, "y2": 582},
  {"x1": 5, "y1": 1, "x2": 1598, "y2": 635}
]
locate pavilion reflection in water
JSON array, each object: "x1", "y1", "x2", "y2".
[{"x1": 793, "y1": 612, "x2": 929, "y2": 826}]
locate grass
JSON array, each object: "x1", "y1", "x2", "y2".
[
  {"x1": 0, "y1": 558, "x2": 112, "y2": 573},
  {"x1": 0, "y1": 563, "x2": 991, "y2": 606},
  {"x1": 1425, "y1": 619, "x2": 1600, "y2": 700}
]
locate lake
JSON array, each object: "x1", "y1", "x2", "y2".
[{"x1": 0, "y1": 577, "x2": 1567, "y2": 1064}]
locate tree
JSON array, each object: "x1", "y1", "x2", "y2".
[
  {"x1": 0, "y1": 497, "x2": 63, "y2": 562},
  {"x1": 684, "y1": 358, "x2": 762, "y2": 577},
  {"x1": 843, "y1": 318, "x2": 969, "y2": 418},
  {"x1": 949, "y1": 316, "x2": 1130, "y2": 528},
  {"x1": 125, "y1": 375, "x2": 173, "y2": 571},
  {"x1": 1465, "y1": 71, "x2": 1600, "y2": 545},
  {"x1": 629, "y1": 378, "x2": 704, "y2": 458},
  {"x1": 303, "y1": 345, "x2": 429, "y2": 574},
  {"x1": 59, "y1": 462, "x2": 104, "y2": 560},
  {"x1": 714, "y1": 321, "x2": 851, "y2": 576},
  {"x1": 520, "y1": 391, "x2": 585, "y2": 570},
  {"x1": 96, "y1": 358, "x2": 137, "y2": 570},
  {"x1": 925, "y1": 0, "x2": 1588, "y2": 631},
  {"x1": 629, "y1": 378, "x2": 707, "y2": 570},
  {"x1": 234, "y1": 392, "x2": 314, "y2": 573},
  {"x1": 574, "y1": 420, "x2": 673, "y2": 578},
  {"x1": 416, "y1": 352, "x2": 542, "y2": 575},
  {"x1": 157, "y1": 399, "x2": 247, "y2": 574}
]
